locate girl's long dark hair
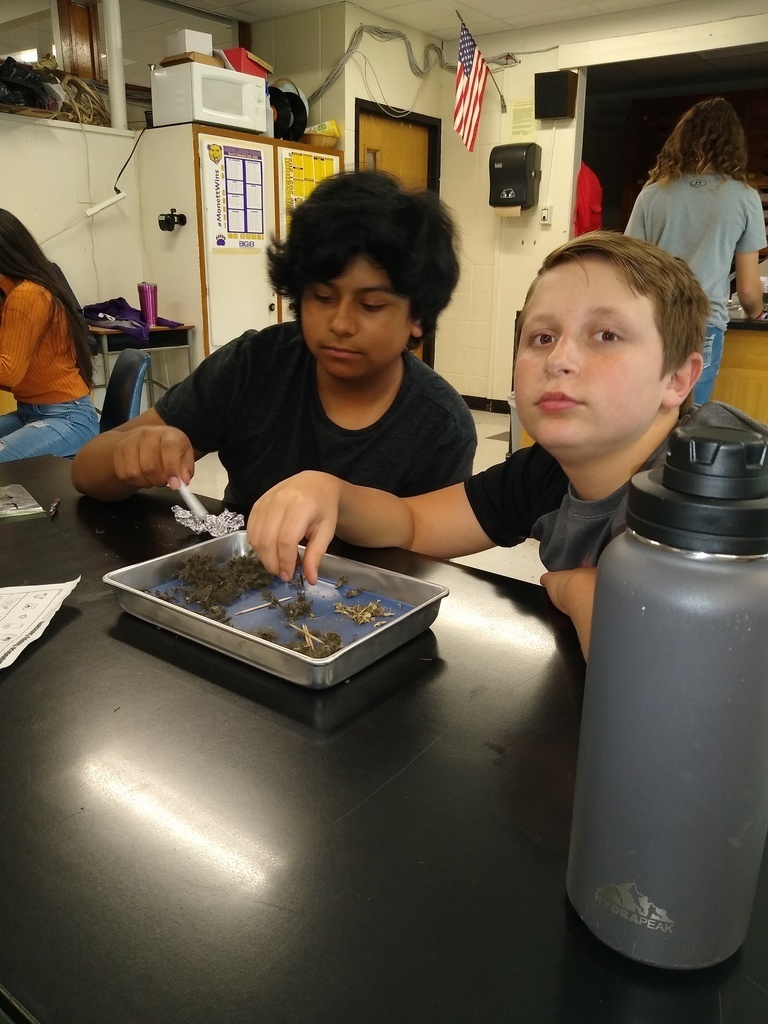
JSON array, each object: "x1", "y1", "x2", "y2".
[{"x1": 0, "y1": 209, "x2": 93, "y2": 388}]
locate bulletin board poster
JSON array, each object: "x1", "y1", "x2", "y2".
[
  {"x1": 278, "y1": 149, "x2": 339, "y2": 238},
  {"x1": 200, "y1": 136, "x2": 269, "y2": 252}
]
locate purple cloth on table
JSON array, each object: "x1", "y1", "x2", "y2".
[{"x1": 82, "y1": 297, "x2": 182, "y2": 343}]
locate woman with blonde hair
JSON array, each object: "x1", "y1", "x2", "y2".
[
  {"x1": 0, "y1": 209, "x2": 99, "y2": 461},
  {"x1": 626, "y1": 96, "x2": 766, "y2": 403}
]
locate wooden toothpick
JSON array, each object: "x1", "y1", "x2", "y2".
[
  {"x1": 234, "y1": 596, "x2": 292, "y2": 616},
  {"x1": 287, "y1": 621, "x2": 320, "y2": 649}
]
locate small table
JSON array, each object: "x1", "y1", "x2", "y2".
[{"x1": 88, "y1": 324, "x2": 194, "y2": 406}]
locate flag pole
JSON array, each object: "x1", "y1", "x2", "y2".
[{"x1": 455, "y1": 9, "x2": 507, "y2": 113}]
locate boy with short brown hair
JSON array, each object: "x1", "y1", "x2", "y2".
[{"x1": 247, "y1": 232, "x2": 768, "y2": 658}]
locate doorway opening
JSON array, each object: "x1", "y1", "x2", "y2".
[{"x1": 582, "y1": 44, "x2": 768, "y2": 235}]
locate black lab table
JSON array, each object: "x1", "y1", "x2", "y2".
[{"x1": 0, "y1": 457, "x2": 766, "y2": 1024}]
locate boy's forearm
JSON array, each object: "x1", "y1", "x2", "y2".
[
  {"x1": 71, "y1": 433, "x2": 141, "y2": 502},
  {"x1": 334, "y1": 482, "x2": 484, "y2": 558},
  {"x1": 335, "y1": 483, "x2": 415, "y2": 550}
]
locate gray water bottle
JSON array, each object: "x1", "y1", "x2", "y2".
[{"x1": 566, "y1": 424, "x2": 768, "y2": 969}]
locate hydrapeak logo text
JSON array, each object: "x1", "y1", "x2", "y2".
[{"x1": 595, "y1": 882, "x2": 674, "y2": 933}]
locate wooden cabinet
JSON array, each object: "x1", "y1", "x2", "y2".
[{"x1": 711, "y1": 325, "x2": 768, "y2": 423}]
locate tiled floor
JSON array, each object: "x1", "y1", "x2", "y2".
[{"x1": 191, "y1": 408, "x2": 545, "y2": 585}]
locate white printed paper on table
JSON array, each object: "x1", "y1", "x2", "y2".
[{"x1": 0, "y1": 578, "x2": 80, "y2": 669}]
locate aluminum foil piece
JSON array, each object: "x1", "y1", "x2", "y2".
[{"x1": 171, "y1": 505, "x2": 244, "y2": 538}]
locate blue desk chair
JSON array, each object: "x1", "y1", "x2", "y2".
[{"x1": 99, "y1": 349, "x2": 151, "y2": 432}]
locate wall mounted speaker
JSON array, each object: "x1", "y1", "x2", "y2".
[{"x1": 534, "y1": 71, "x2": 578, "y2": 120}]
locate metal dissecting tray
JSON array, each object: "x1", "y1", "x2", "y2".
[{"x1": 103, "y1": 531, "x2": 448, "y2": 689}]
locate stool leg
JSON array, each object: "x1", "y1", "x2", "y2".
[{"x1": 146, "y1": 351, "x2": 155, "y2": 407}]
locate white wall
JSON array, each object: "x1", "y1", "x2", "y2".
[
  {"x1": 437, "y1": 1, "x2": 768, "y2": 401},
  {"x1": 340, "y1": 4, "x2": 443, "y2": 161},
  {"x1": 252, "y1": 2, "x2": 444, "y2": 163},
  {"x1": 251, "y1": 4, "x2": 347, "y2": 144},
  {"x1": 0, "y1": 112, "x2": 145, "y2": 307},
  {"x1": 437, "y1": 54, "x2": 582, "y2": 401}
]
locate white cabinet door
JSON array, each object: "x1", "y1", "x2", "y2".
[{"x1": 198, "y1": 133, "x2": 278, "y2": 348}]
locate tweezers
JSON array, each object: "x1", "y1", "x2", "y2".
[{"x1": 293, "y1": 549, "x2": 306, "y2": 597}]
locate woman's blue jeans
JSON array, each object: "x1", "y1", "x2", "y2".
[
  {"x1": 0, "y1": 396, "x2": 99, "y2": 461},
  {"x1": 692, "y1": 325, "x2": 724, "y2": 405}
]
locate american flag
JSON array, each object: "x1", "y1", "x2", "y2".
[{"x1": 454, "y1": 23, "x2": 489, "y2": 152}]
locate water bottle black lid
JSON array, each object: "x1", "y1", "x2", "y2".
[
  {"x1": 663, "y1": 426, "x2": 768, "y2": 499},
  {"x1": 627, "y1": 425, "x2": 768, "y2": 554}
]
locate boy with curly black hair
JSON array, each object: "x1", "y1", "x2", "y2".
[{"x1": 73, "y1": 171, "x2": 476, "y2": 509}]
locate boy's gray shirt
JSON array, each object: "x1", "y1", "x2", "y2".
[
  {"x1": 465, "y1": 403, "x2": 768, "y2": 572},
  {"x1": 625, "y1": 176, "x2": 767, "y2": 331},
  {"x1": 534, "y1": 403, "x2": 768, "y2": 570}
]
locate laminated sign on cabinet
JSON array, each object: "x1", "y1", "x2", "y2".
[
  {"x1": 277, "y1": 147, "x2": 340, "y2": 239},
  {"x1": 199, "y1": 134, "x2": 278, "y2": 348}
]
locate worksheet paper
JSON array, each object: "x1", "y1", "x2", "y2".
[{"x1": 0, "y1": 578, "x2": 80, "y2": 668}]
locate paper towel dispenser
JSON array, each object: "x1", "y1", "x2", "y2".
[{"x1": 489, "y1": 144, "x2": 542, "y2": 211}]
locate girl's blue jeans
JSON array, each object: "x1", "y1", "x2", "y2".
[
  {"x1": 692, "y1": 325, "x2": 724, "y2": 405},
  {"x1": 0, "y1": 396, "x2": 99, "y2": 462}
]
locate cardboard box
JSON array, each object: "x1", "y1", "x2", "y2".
[
  {"x1": 160, "y1": 52, "x2": 224, "y2": 70},
  {"x1": 166, "y1": 29, "x2": 212, "y2": 56},
  {"x1": 0, "y1": 104, "x2": 54, "y2": 119},
  {"x1": 221, "y1": 48, "x2": 272, "y2": 79}
]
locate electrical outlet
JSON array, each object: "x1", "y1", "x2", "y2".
[{"x1": 540, "y1": 205, "x2": 552, "y2": 224}]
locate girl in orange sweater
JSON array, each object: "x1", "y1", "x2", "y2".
[{"x1": 0, "y1": 210, "x2": 99, "y2": 461}]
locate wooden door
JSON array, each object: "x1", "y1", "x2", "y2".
[
  {"x1": 357, "y1": 112, "x2": 430, "y2": 360},
  {"x1": 357, "y1": 112, "x2": 429, "y2": 190}
]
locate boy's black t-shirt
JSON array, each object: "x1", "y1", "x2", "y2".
[
  {"x1": 465, "y1": 402, "x2": 768, "y2": 572},
  {"x1": 155, "y1": 322, "x2": 477, "y2": 508},
  {"x1": 463, "y1": 442, "x2": 569, "y2": 547}
]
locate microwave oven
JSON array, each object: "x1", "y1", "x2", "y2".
[{"x1": 151, "y1": 62, "x2": 267, "y2": 134}]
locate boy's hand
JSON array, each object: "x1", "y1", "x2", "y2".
[
  {"x1": 111, "y1": 424, "x2": 196, "y2": 490},
  {"x1": 247, "y1": 472, "x2": 342, "y2": 584},
  {"x1": 540, "y1": 567, "x2": 597, "y2": 660}
]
